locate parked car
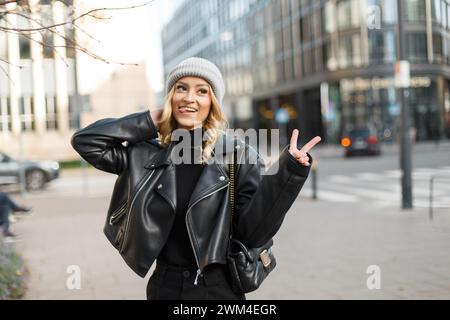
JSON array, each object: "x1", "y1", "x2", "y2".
[
  {"x1": 0, "y1": 151, "x2": 59, "y2": 191},
  {"x1": 341, "y1": 127, "x2": 381, "y2": 157}
]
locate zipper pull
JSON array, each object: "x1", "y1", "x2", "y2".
[{"x1": 194, "y1": 269, "x2": 202, "y2": 285}]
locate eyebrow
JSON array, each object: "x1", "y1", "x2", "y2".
[{"x1": 176, "y1": 81, "x2": 209, "y2": 88}]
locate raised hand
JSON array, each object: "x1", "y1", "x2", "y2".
[
  {"x1": 149, "y1": 108, "x2": 163, "y2": 130},
  {"x1": 288, "y1": 129, "x2": 321, "y2": 166}
]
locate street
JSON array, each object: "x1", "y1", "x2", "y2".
[{"x1": 8, "y1": 141, "x2": 450, "y2": 299}]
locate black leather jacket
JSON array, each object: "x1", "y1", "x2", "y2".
[{"x1": 71, "y1": 111, "x2": 312, "y2": 278}]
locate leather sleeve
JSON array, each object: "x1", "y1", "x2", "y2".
[
  {"x1": 70, "y1": 111, "x2": 158, "y2": 175},
  {"x1": 234, "y1": 145, "x2": 312, "y2": 248}
]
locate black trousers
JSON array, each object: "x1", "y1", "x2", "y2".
[{"x1": 146, "y1": 260, "x2": 246, "y2": 300}]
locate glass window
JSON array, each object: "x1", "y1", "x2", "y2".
[
  {"x1": 369, "y1": 31, "x2": 384, "y2": 63},
  {"x1": 45, "y1": 96, "x2": 58, "y2": 130},
  {"x1": 406, "y1": 33, "x2": 427, "y2": 62},
  {"x1": 432, "y1": 0, "x2": 442, "y2": 25},
  {"x1": 384, "y1": 31, "x2": 396, "y2": 62},
  {"x1": 0, "y1": 97, "x2": 11, "y2": 132},
  {"x1": 312, "y1": 10, "x2": 321, "y2": 37},
  {"x1": 433, "y1": 33, "x2": 443, "y2": 63},
  {"x1": 352, "y1": 35, "x2": 361, "y2": 66},
  {"x1": 41, "y1": 4, "x2": 54, "y2": 59},
  {"x1": 443, "y1": 34, "x2": 449, "y2": 64},
  {"x1": 42, "y1": 32, "x2": 55, "y2": 59},
  {"x1": 324, "y1": 1, "x2": 336, "y2": 33},
  {"x1": 338, "y1": 34, "x2": 352, "y2": 68},
  {"x1": 19, "y1": 35, "x2": 31, "y2": 59},
  {"x1": 442, "y1": 1, "x2": 447, "y2": 28},
  {"x1": 300, "y1": 16, "x2": 311, "y2": 43},
  {"x1": 325, "y1": 41, "x2": 337, "y2": 70},
  {"x1": 19, "y1": 96, "x2": 34, "y2": 132},
  {"x1": 382, "y1": 0, "x2": 397, "y2": 24},
  {"x1": 63, "y1": 6, "x2": 76, "y2": 59},
  {"x1": 255, "y1": 14, "x2": 264, "y2": 33},
  {"x1": 448, "y1": 5, "x2": 450, "y2": 29},
  {"x1": 257, "y1": 36, "x2": 266, "y2": 58},
  {"x1": 337, "y1": 0, "x2": 352, "y2": 29},
  {"x1": 404, "y1": 0, "x2": 426, "y2": 21},
  {"x1": 68, "y1": 95, "x2": 81, "y2": 129},
  {"x1": 303, "y1": 49, "x2": 312, "y2": 73}
]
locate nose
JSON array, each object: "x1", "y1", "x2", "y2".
[{"x1": 183, "y1": 90, "x2": 195, "y2": 103}]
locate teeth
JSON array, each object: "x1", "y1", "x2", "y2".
[{"x1": 181, "y1": 107, "x2": 197, "y2": 112}]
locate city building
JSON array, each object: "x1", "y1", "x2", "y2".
[
  {"x1": 0, "y1": 0, "x2": 155, "y2": 160},
  {"x1": 161, "y1": 0, "x2": 450, "y2": 144},
  {"x1": 0, "y1": 0, "x2": 81, "y2": 160}
]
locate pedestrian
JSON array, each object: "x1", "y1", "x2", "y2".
[
  {"x1": 71, "y1": 57, "x2": 321, "y2": 300},
  {"x1": 0, "y1": 191, "x2": 32, "y2": 238}
]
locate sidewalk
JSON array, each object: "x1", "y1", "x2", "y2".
[
  {"x1": 252, "y1": 198, "x2": 450, "y2": 299},
  {"x1": 12, "y1": 191, "x2": 450, "y2": 299}
]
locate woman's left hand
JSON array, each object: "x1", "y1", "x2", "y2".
[{"x1": 288, "y1": 129, "x2": 321, "y2": 166}]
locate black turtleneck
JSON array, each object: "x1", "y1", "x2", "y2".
[{"x1": 158, "y1": 128, "x2": 206, "y2": 267}]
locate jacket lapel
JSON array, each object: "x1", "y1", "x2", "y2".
[
  {"x1": 143, "y1": 133, "x2": 237, "y2": 214},
  {"x1": 154, "y1": 164, "x2": 177, "y2": 212},
  {"x1": 187, "y1": 133, "x2": 235, "y2": 211},
  {"x1": 187, "y1": 162, "x2": 229, "y2": 211},
  {"x1": 144, "y1": 142, "x2": 177, "y2": 212}
]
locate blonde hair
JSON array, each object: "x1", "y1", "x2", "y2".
[{"x1": 158, "y1": 85, "x2": 229, "y2": 163}]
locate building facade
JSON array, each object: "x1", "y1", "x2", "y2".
[
  {"x1": 0, "y1": 0, "x2": 81, "y2": 160},
  {"x1": 161, "y1": 0, "x2": 450, "y2": 145}
]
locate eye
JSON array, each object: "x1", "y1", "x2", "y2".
[
  {"x1": 199, "y1": 88, "x2": 208, "y2": 94},
  {"x1": 176, "y1": 85, "x2": 186, "y2": 91}
]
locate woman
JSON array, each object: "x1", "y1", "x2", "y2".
[{"x1": 71, "y1": 57, "x2": 320, "y2": 300}]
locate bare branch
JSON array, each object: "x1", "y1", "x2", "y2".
[
  {"x1": 0, "y1": 1, "x2": 154, "y2": 32},
  {"x1": 0, "y1": 0, "x2": 150, "y2": 72},
  {"x1": 73, "y1": 24, "x2": 101, "y2": 44},
  {"x1": 0, "y1": 61, "x2": 16, "y2": 86},
  {"x1": 0, "y1": 0, "x2": 19, "y2": 6},
  {"x1": 0, "y1": 57, "x2": 23, "y2": 69}
]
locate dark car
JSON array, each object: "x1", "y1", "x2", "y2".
[
  {"x1": 341, "y1": 127, "x2": 381, "y2": 157},
  {"x1": 0, "y1": 151, "x2": 59, "y2": 191}
]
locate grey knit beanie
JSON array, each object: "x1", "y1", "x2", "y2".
[{"x1": 165, "y1": 57, "x2": 225, "y2": 106}]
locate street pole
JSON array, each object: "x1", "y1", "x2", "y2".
[{"x1": 396, "y1": 0, "x2": 413, "y2": 209}]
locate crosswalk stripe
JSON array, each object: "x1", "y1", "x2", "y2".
[
  {"x1": 354, "y1": 173, "x2": 382, "y2": 181},
  {"x1": 328, "y1": 175, "x2": 354, "y2": 183},
  {"x1": 301, "y1": 188, "x2": 360, "y2": 202}
]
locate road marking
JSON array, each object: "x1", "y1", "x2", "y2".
[
  {"x1": 302, "y1": 188, "x2": 360, "y2": 202},
  {"x1": 328, "y1": 175, "x2": 354, "y2": 183},
  {"x1": 354, "y1": 173, "x2": 382, "y2": 181},
  {"x1": 383, "y1": 170, "x2": 401, "y2": 178}
]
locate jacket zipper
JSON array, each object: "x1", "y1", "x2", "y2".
[
  {"x1": 109, "y1": 201, "x2": 127, "y2": 225},
  {"x1": 185, "y1": 183, "x2": 229, "y2": 285},
  {"x1": 119, "y1": 169, "x2": 155, "y2": 253}
]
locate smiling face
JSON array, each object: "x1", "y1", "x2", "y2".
[{"x1": 171, "y1": 77, "x2": 212, "y2": 130}]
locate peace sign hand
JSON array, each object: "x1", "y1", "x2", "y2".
[{"x1": 288, "y1": 129, "x2": 321, "y2": 166}]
